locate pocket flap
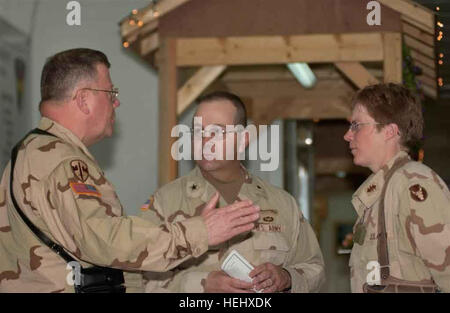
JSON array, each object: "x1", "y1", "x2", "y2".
[{"x1": 252, "y1": 232, "x2": 289, "y2": 252}]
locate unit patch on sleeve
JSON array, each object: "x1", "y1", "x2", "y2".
[
  {"x1": 409, "y1": 184, "x2": 428, "y2": 202},
  {"x1": 70, "y1": 160, "x2": 89, "y2": 182}
]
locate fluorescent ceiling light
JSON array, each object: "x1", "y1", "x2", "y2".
[{"x1": 287, "y1": 63, "x2": 317, "y2": 89}]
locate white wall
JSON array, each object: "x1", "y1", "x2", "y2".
[
  {"x1": 1, "y1": 0, "x2": 160, "y2": 215},
  {"x1": 0, "y1": 0, "x2": 285, "y2": 215}
]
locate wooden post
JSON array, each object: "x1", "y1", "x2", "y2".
[
  {"x1": 158, "y1": 37, "x2": 178, "y2": 186},
  {"x1": 383, "y1": 33, "x2": 403, "y2": 83}
]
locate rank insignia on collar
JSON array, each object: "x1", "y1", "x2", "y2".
[
  {"x1": 367, "y1": 184, "x2": 377, "y2": 193},
  {"x1": 263, "y1": 216, "x2": 274, "y2": 222},
  {"x1": 71, "y1": 160, "x2": 89, "y2": 182},
  {"x1": 187, "y1": 180, "x2": 203, "y2": 198},
  {"x1": 409, "y1": 184, "x2": 427, "y2": 202}
]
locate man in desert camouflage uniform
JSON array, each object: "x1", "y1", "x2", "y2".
[
  {"x1": 140, "y1": 92, "x2": 325, "y2": 293},
  {"x1": 0, "y1": 48, "x2": 260, "y2": 292},
  {"x1": 344, "y1": 83, "x2": 450, "y2": 293}
]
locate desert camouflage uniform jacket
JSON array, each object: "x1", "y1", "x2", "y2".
[
  {"x1": 139, "y1": 166, "x2": 325, "y2": 293},
  {"x1": 349, "y1": 151, "x2": 450, "y2": 292},
  {"x1": 0, "y1": 117, "x2": 208, "y2": 292}
]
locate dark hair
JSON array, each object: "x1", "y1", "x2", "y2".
[
  {"x1": 40, "y1": 48, "x2": 110, "y2": 103},
  {"x1": 352, "y1": 83, "x2": 423, "y2": 154},
  {"x1": 196, "y1": 91, "x2": 247, "y2": 127}
]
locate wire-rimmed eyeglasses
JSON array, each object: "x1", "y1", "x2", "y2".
[
  {"x1": 75, "y1": 87, "x2": 119, "y2": 103},
  {"x1": 190, "y1": 125, "x2": 243, "y2": 138},
  {"x1": 348, "y1": 121, "x2": 382, "y2": 132}
]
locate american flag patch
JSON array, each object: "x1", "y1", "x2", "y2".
[
  {"x1": 140, "y1": 195, "x2": 154, "y2": 211},
  {"x1": 70, "y1": 183, "x2": 101, "y2": 197}
]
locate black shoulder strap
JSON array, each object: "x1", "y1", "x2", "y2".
[{"x1": 9, "y1": 128, "x2": 77, "y2": 264}]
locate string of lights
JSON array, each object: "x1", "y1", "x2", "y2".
[
  {"x1": 121, "y1": 0, "x2": 449, "y2": 98},
  {"x1": 418, "y1": 0, "x2": 449, "y2": 96},
  {"x1": 123, "y1": 0, "x2": 160, "y2": 49}
]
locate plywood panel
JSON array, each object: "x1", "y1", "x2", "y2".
[{"x1": 160, "y1": 0, "x2": 401, "y2": 37}]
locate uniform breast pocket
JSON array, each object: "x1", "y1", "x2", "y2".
[{"x1": 252, "y1": 232, "x2": 290, "y2": 266}]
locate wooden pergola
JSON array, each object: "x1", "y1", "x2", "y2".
[{"x1": 120, "y1": 0, "x2": 437, "y2": 186}]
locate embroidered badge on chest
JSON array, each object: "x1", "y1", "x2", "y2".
[
  {"x1": 71, "y1": 160, "x2": 89, "y2": 182},
  {"x1": 409, "y1": 184, "x2": 428, "y2": 202},
  {"x1": 256, "y1": 210, "x2": 282, "y2": 232}
]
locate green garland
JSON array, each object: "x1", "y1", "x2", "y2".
[{"x1": 402, "y1": 44, "x2": 421, "y2": 94}]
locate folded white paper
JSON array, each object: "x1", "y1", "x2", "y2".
[{"x1": 221, "y1": 249, "x2": 254, "y2": 283}]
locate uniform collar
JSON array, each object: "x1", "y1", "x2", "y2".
[
  {"x1": 352, "y1": 151, "x2": 410, "y2": 216},
  {"x1": 185, "y1": 165, "x2": 268, "y2": 204},
  {"x1": 38, "y1": 117, "x2": 97, "y2": 163}
]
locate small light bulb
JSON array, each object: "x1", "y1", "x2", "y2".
[
  {"x1": 132, "y1": 9, "x2": 138, "y2": 15},
  {"x1": 439, "y1": 60, "x2": 444, "y2": 65},
  {"x1": 440, "y1": 53, "x2": 444, "y2": 58},
  {"x1": 436, "y1": 6, "x2": 440, "y2": 11},
  {"x1": 123, "y1": 42, "x2": 129, "y2": 48},
  {"x1": 129, "y1": 19, "x2": 136, "y2": 26},
  {"x1": 153, "y1": 10, "x2": 160, "y2": 17},
  {"x1": 138, "y1": 20, "x2": 144, "y2": 27}
]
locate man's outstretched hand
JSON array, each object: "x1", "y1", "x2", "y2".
[{"x1": 202, "y1": 192, "x2": 259, "y2": 246}]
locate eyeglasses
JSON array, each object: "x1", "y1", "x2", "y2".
[
  {"x1": 190, "y1": 125, "x2": 243, "y2": 138},
  {"x1": 76, "y1": 87, "x2": 119, "y2": 103},
  {"x1": 348, "y1": 121, "x2": 382, "y2": 132}
]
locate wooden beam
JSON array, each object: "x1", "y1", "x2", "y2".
[
  {"x1": 121, "y1": 14, "x2": 158, "y2": 44},
  {"x1": 417, "y1": 80, "x2": 438, "y2": 99},
  {"x1": 378, "y1": 0, "x2": 435, "y2": 33},
  {"x1": 225, "y1": 79, "x2": 354, "y2": 123},
  {"x1": 383, "y1": 33, "x2": 403, "y2": 83},
  {"x1": 176, "y1": 33, "x2": 385, "y2": 66},
  {"x1": 177, "y1": 65, "x2": 227, "y2": 116},
  {"x1": 335, "y1": 62, "x2": 380, "y2": 89},
  {"x1": 123, "y1": 19, "x2": 159, "y2": 45},
  {"x1": 121, "y1": 0, "x2": 190, "y2": 39},
  {"x1": 402, "y1": 22, "x2": 434, "y2": 46},
  {"x1": 404, "y1": 34, "x2": 435, "y2": 59},
  {"x1": 158, "y1": 38, "x2": 178, "y2": 186},
  {"x1": 410, "y1": 50, "x2": 435, "y2": 69},
  {"x1": 401, "y1": 15, "x2": 434, "y2": 36},
  {"x1": 416, "y1": 75, "x2": 436, "y2": 88},
  {"x1": 222, "y1": 67, "x2": 384, "y2": 82},
  {"x1": 249, "y1": 96, "x2": 353, "y2": 124},
  {"x1": 140, "y1": 32, "x2": 159, "y2": 57},
  {"x1": 413, "y1": 60, "x2": 435, "y2": 78}
]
